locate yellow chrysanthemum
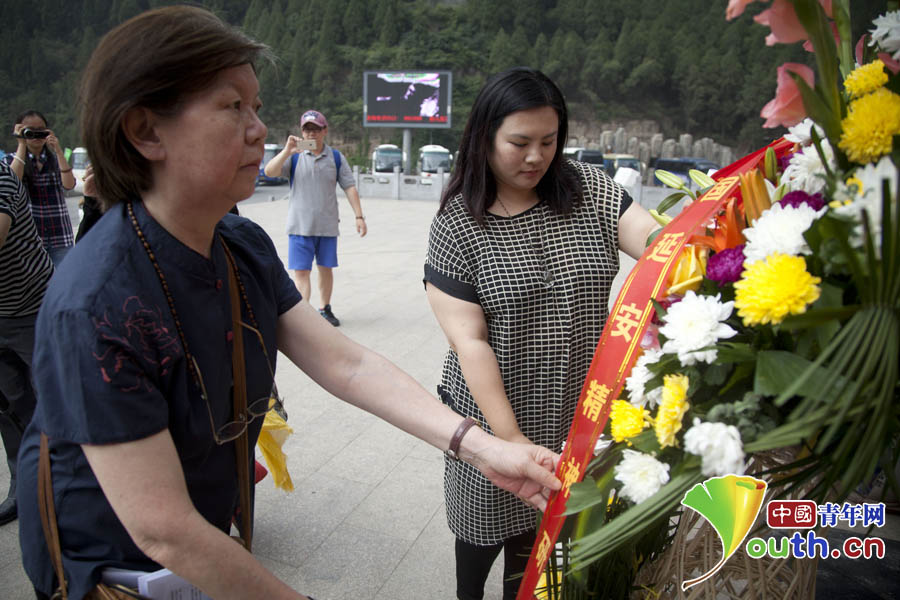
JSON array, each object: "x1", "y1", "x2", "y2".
[
  {"x1": 654, "y1": 374, "x2": 690, "y2": 449},
  {"x1": 610, "y1": 400, "x2": 649, "y2": 443},
  {"x1": 844, "y1": 60, "x2": 888, "y2": 99},
  {"x1": 733, "y1": 253, "x2": 821, "y2": 326},
  {"x1": 839, "y1": 87, "x2": 900, "y2": 164}
]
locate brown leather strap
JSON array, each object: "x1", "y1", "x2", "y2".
[
  {"x1": 223, "y1": 240, "x2": 252, "y2": 551},
  {"x1": 39, "y1": 433, "x2": 68, "y2": 599},
  {"x1": 446, "y1": 416, "x2": 478, "y2": 460}
]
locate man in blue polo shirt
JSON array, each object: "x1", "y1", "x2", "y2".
[{"x1": 264, "y1": 110, "x2": 366, "y2": 327}]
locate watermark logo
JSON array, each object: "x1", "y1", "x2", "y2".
[
  {"x1": 767, "y1": 500, "x2": 818, "y2": 529},
  {"x1": 679, "y1": 475, "x2": 768, "y2": 591},
  {"x1": 681, "y1": 477, "x2": 888, "y2": 591},
  {"x1": 747, "y1": 501, "x2": 887, "y2": 561}
]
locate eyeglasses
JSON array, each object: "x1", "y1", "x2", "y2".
[{"x1": 192, "y1": 320, "x2": 285, "y2": 445}]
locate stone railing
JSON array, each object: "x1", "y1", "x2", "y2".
[{"x1": 568, "y1": 123, "x2": 736, "y2": 183}]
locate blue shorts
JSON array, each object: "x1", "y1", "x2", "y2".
[{"x1": 288, "y1": 235, "x2": 338, "y2": 270}]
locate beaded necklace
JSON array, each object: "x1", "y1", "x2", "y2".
[{"x1": 125, "y1": 201, "x2": 261, "y2": 389}]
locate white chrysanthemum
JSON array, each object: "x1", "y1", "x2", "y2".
[
  {"x1": 870, "y1": 11, "x2": 900, "y2": 60},
  {"x1": 614, "y1": 450, "x2": 670, "y2": 504},
  {"x1": 742, "y1": 203, "x2": 824, "y2": 264},
  {"x1": 782, "y1": 139, "x2": 835, "y2": 195},
  {"x1": 683, "y1": 418, "x2": 746, "y2": 477},
  {"x1": 625, "y1": 348, "x2": 663, "y2": 407},
  {"x1": 834, "y1": 156, "x2": 897, "y2": 253},
  {"x1": 784, "y1": 118, "x2": 825, "y2": 145},
  {"x1": 659, "y1": 291, "x2": 737, "y2": 366}
]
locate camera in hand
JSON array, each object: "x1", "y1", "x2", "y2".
[{"x1": 18, "y1": 128, "x2": 50, "y2": 140}]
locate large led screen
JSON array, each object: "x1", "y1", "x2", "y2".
[{"x1": 363, "y1": 71, "x2": 451, "y2": 128}]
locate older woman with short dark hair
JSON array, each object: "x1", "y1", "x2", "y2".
[{"x1": 16, "y1": 9, "x2": 561, "y2": 600}]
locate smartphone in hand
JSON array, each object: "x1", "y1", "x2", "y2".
[{"x1": 296, "y1": 139, "x2": 316, "y2": 152}]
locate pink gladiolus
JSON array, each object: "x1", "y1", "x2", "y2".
[
  {"x1": 760, "y1": 63, "x2": 815, "y2": 128},
  {"x1": 755, "y1": 0, "x2": 833, "y2": 46},
  {"x1": 856, "y1": 35, "x2": 868, "y2": 65},
  {"x1": 726, "y1": 0, "x2": 763, "y2": 20}
]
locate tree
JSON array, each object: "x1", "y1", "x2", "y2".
[
  {"x1": 488, "y1": 29, "x2": 517, "y2": 73},
  {"x1": 343, "y1": 0, "x2": 369, "y2": 47},
  {"x1": 0, "y1": 0, "x2": 844, "y2": 165}
]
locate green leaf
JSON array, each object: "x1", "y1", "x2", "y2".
[
  {"x1": 720, "y1": 360, "x2": 755, "y2": 395},
  {"x1": 830, "y1": 0, "x2": 854, "y2": 77},
  {"x1": 650, "y1": 298, "x2": 669, "y2": 320},
  {"x1": 754, "y1": 350, "x2": 841, "y2": 401},
  {"x1": 779, "y1": 305, "x2": 859, "y2": 329},
  {"x1": 712, "y1": 342, "x2": 756, "y2": 363},
  {"x1": 645, "y1": 226, "x2": 663, "y2": 247},
  {"x1": 654, "y1": 169, "x2": 688, "y2": 191},
  {"x1": 656, "y1": 192, "x2": 687, "y2": 215},
  {"x1": 566, "y1": 479, "x2": 611, "y2": 514},
  {"x1": 792, "y1": 0, "x2": 842, "y2": 123},
  {"x1": 630, "y1": 428, "x2": 662, "y2": 455},
  {"x1": 702, "y1": 362, "x2": 731, "y2": 387},
  {"x1": 788, "y1": 72, "x2": 841, "y2": 146}
]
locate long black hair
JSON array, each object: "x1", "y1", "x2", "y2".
[
  {"x1": 440, "y1": 67, "x2": 582, "y2": 226},
  {"x1": 14, "y1": 109, "x2": 56, "y2": 183}
]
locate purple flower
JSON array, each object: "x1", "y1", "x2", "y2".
[
  {"x1": 707, "y1": 244, "x2": 746, "y2": 285},
  {"x1": 779, "y1": 190, "x2": 825, "y2": 211},
  {"x1": 778, "y1": 153, "x2": 794, "y2": 173}
]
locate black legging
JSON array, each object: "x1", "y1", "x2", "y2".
[{"x1": 455, "y1": 529, "x2": 536, "y2": 600}]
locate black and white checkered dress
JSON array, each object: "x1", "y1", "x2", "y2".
[{"x1": 424, "y1": 161, "x2": 627, "y2": 545}]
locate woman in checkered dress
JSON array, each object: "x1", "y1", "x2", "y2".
[{"x1": 424, "y1": 68, "x2": 660, "y2": 600}]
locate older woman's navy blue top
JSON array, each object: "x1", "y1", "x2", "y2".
[{"x1": 17, "y1": 200, "x2": 301, "y2": 599}]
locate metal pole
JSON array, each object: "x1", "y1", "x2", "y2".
[{"x1": 403, "y1": 128, "x2": 412, "y2": 174}]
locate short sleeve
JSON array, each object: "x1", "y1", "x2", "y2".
[
  {"x1": 0, "y1": 168, "x2": 19, "y2": 224},
  {"x1": 619, "y1": 190, "x2": 633, "y2": 217},
  {"x1": 337, "y1": 151, "x2": 355, "y2": 191},
  {"x1": 423, "y1": 212, "x2": 479, "y2": 304},
  {"x1": 34, "y1": 305, "x2": 174, "y2": 445},
  {"x1": 225, "y1": 215, "x2": 302, "y2": 313},
  {"x1": 280, "y1": 155, "x2": 293, "y2": 179}
]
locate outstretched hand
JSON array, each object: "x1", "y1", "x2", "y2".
[{"x1": 468, "y1": 440, "x2": 561, "y2": 511}]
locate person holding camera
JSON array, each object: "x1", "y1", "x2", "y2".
[
  {"x1": 4, "y1": 110, "x2": 76, "y2": 267},
  {"x1": 263, "y1": 110, "x2": 365, "y2": 327}
]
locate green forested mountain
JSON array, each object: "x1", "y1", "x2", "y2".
[{"x1": 0, "y1": 0, "x2": 887, "y2": 164}]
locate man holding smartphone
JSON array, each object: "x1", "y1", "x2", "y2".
[{"x1": 264, "y1": 110, "x2": 366, "y2": 326}]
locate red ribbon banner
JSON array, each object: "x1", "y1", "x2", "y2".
[{"x1": 516, "y1": 138, "x2": 794, "y2": 600}]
